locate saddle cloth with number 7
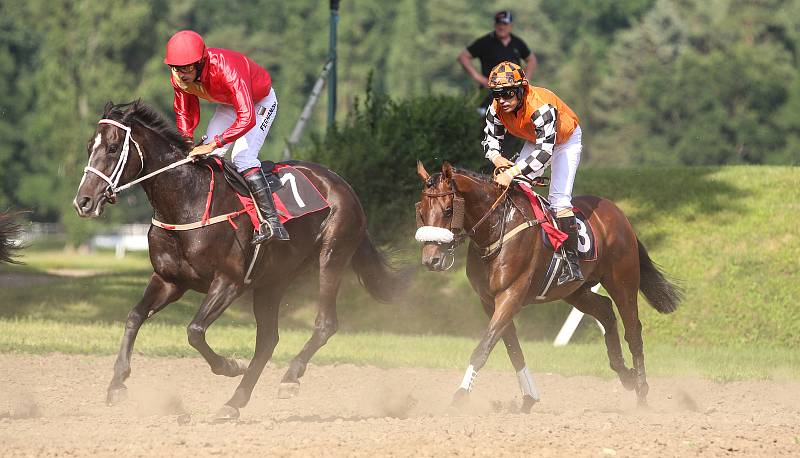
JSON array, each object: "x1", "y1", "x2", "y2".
[{"x1": 216, "y1": 158, "x2": 331, "y2": 226}]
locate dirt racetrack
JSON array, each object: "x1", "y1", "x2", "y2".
[{"x1": 1, "y1": 354, "x2": 798, "y2": 457}]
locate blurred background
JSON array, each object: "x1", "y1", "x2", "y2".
[{"x1": 0, "y1": 0, "x2": 798, "y2": 354}]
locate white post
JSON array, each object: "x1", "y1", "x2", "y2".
[
  {"x1": 115, "y1": 239, "x2": 125, "y2": 259},
  {"x1": 553, "y1": 284, "x2": 605, "y2": 347}
]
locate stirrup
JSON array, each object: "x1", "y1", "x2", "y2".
[
  {"x1": 251, "y1": 224, "x2": 274, "y2": 245},
  {"x1": 557, "y1": 254, "x2": 584, "y2": 286}
]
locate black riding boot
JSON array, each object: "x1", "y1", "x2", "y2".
[
  {"x1": 243, "y1": 167, "x2": 290, "y2": 244},
  {"x1": 556, "y1": 215, "x2": 584, "y2": 286}
]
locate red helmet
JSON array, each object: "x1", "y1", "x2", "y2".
[{"x1": 164, "y1": 30, "x2": 206, "y2": 66}]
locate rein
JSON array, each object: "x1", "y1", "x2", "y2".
[
  {"x1": 416, "y1": 172, "x2": 547, "y2": 265},
  {"x1": 82, "y1": 119, "x2": 250, "y2": 232}
]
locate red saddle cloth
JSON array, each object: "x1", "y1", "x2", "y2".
[
  {"x1": 516, "y1": 183, "x2": 568, "y2": 251},
  {"x1": 235, "y1": 164, "x2": 330, "y2": 227}
]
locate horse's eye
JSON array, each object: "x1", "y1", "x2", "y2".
[
  {"x1": 107, "y1": 144, "x2": 119, "y2": 154},
  {"x1": 444, "y1": 207, "x2": 453, "y2": 217}
]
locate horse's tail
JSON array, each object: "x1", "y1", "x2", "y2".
[
  {"x1": 351, "y1": 233, "x2": 414, "y2": 303},
  {"x1": 637, "y1": 239, "x2": 682, "y2": 314},
  {"x1": 0, "y1": 212, "x2": 23, "y2": 265}
]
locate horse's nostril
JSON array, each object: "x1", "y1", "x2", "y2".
[{"x1": 78, "y1": 196, "x2": 92, "y2": 211}]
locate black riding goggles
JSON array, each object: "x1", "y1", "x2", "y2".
[{"x1": 491, "y1": 88, "x2": 517, "y2": 100}]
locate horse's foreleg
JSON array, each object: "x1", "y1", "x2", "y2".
[
  {"x1": 479, "y1": 298, "x2": 539, "y2": 412},
  {"x1": 186, "y1": 276, "x2": 245, "y2": 377},
  {"x1": 454, "y1": 288, "x2": 524, "y2": 406},
  {"x1": 215, "y1": 284, "x2": 285, "y2": 421},
  {"x1": 107, "y1": 274, "x2": 185, "y2": 405},
  {"x1": 278, "y1": 247, "x2": 348, "y2": 398},
  {"x1": 564, "y1": 286, "x2": 634, "y2": 390}
]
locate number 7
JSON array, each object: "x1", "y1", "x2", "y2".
[{"x1": 280, "y1": 173, "x2": 306, "y2": 208}]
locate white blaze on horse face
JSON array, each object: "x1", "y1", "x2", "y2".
[
  {"x1": 91, "y1": 133, "x2": 102, "y2": 157},
  {"x1": 77, "y1": 133, "x2": 103, "y2": 190}
]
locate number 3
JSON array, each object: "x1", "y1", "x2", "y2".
[{"x1": 576, "y1": 218, "x2": 590, "y2": 253}]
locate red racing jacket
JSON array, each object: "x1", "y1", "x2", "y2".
[{"x1": 171, "y1": 48, "x2": 272, "y2": 148}]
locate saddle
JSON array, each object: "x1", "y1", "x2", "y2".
[
  {"x1": 205, "y1": 156, "x2": 331, "y2": 226},
  {"x1": 516, "y1": 182, "x2": 597, "y2": 261},
  {"x1": 218, "y1": 158, "x2": 284, "y2": 196}
]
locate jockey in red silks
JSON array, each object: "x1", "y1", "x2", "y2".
[{"x1": 164, "y1": 30, "x2": 288, "y2": 244}]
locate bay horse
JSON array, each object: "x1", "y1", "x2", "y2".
[
  {"x1": 73, "y1": 101, "x2": 409, "y2": 421},
  {"x1": 415, "y1": 161, "x2": 681, "y2": 411}
]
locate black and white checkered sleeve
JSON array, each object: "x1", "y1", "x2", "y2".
[
  {"x1": 482, "y1": 104, "x2": 506, "y2": 161},
  {"x1": 517, "y1": 104, "x2": 557, "y2": 175}
]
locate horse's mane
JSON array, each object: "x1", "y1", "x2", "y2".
[
  {"x1": 103, "y1": 100, "x2": 190, "y2": 152},
  {"x1": 428, "y1": 167, "x2": 492, "y2": 187}
]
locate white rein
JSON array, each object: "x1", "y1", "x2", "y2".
[{"x1": 81, "y1": 119, "x2": 193, "y2": 196}]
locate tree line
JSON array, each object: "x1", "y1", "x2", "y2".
[{"x1": 0, "y1": 0, "x2": 797, "y2": 242}]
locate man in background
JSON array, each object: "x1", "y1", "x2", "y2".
[{"x1": 458, "y1": 10, "x2": 538, "y2": 111}]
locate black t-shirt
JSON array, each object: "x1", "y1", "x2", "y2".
[{"x1": 467, "y1": 32, "x2": 531, "y2": 77}]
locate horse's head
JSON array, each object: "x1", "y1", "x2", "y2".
[
  {"x1": 415, "y1": 161, "x2": 467, "y2": 271},
  {"x1": 73, "y1": 102, "x2": 145, "y2": 217}
]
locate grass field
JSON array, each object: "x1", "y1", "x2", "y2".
[
  {"x1": 1, "y1": 318, "x2": 797, "y2": 382},
  {"x1": 1, "y1": 166, "x2": 798, "y2": 380}
]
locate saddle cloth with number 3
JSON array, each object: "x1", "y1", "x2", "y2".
[{"x1": 517, "y1": 182, "x2": 597, "y2": 261}]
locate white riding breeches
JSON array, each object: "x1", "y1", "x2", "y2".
[
  {"x1": 205, "y1": 87, "x2": 278, "y2": 172},
  {"x1": 518, "y1": 126, "x2": 582, "y2": 211}
]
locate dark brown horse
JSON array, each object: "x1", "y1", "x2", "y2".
[
  {"x1": 415, "y1": 162, "x2": 681, "y2": 411},
  {"x1": 73, "y1": 101, "x2": 409, "y2": 420}
]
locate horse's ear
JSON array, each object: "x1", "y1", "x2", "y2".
[
  {"x1": 442, "y1": 161, "x2": 454, "y2": 180},
  {"x1": 416, "y1": 160, "x2": 430, "y2": 182}
]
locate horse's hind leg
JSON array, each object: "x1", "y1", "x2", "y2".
[
  {"x1": 278, "y1": 242, "x2": 353, "y2": 397},
  {"x1": 107, "y1": 274, "x2": 185, "y2": 405},
  {"x1": 479, "y1": 298, "x2": 539, "y2": 413},
  {"x1": 564, "y1": 285, "x2": 635, "y2": 391},
  {"x1": 603, "y1": 273, "x2": 648, "y2": 406},
  {"x1": 215, "y1": 283, "x2": 286, "y2": 421},
  {"x1": 186, "y1": 275, "x2": 246, "y2": 377}
]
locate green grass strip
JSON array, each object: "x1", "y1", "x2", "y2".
[{"x1": 1, "y1": 318, "x2": 797, "y2": 382}]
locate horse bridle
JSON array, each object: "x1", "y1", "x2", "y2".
[
  {"x1": 416, "y1": 171, "x2": 551, "y2": 266},
  {"x1": 80, "y1": 119, "x2": 145, "y2": 201},
  {"x1": 80, "y1": 119, "x2": 195, "y2": 201},
  {"x1": 415, "y1": 182, "x2": 513, "y2": 269}
]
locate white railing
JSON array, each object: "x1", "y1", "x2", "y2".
[{"x1": 19, "y1": 222, "x2": 149, "y2": 258}]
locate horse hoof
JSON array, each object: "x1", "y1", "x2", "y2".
[
  {"x1": 213, "y1": 359, "x2": 248, "y2": 377},
  {"x1": 520, "y1": 395, "x2": 538, "y2": 414},
  {"x1": 451, "y1": 388, "x2": 470, "y2": 408},
  {"x1": 277, "y1": 382, "x2": 300, "y2": 399},
  {"x1": 212, "y1": 405, "x2": 239, "y2": 423},
  {"x1": 106, "y1": 386, "x2": 128, "y2": 406},
  {"x1": 620, "y1": 369, "x2": 637, "y2": 391}
]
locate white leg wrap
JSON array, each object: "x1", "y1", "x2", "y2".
[
  {"x1": 459, "y1": 365, "x2": 477, "y2": 391},
  {"x1": 517, "y1": 365, "x2": 540, "y2": 401}
]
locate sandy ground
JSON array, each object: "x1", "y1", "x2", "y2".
[{"x1": 0, "y1": 354, "x2": 798, "y2": 457}]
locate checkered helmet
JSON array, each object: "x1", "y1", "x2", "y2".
[{"x1": 488, "y1": 61, "x2": 528, "y2": 89}]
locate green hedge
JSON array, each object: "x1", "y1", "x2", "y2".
[{"x1": 304, "y1": 84, "x2": 490, "y2": 242}]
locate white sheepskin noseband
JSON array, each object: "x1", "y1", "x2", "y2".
[{"x1": 415, "y1": 226, "x2": 455, "y2": 244}]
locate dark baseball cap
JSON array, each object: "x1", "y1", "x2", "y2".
[{"x1": 495, "y1": 11, "x2": 513, "y2": 24}]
